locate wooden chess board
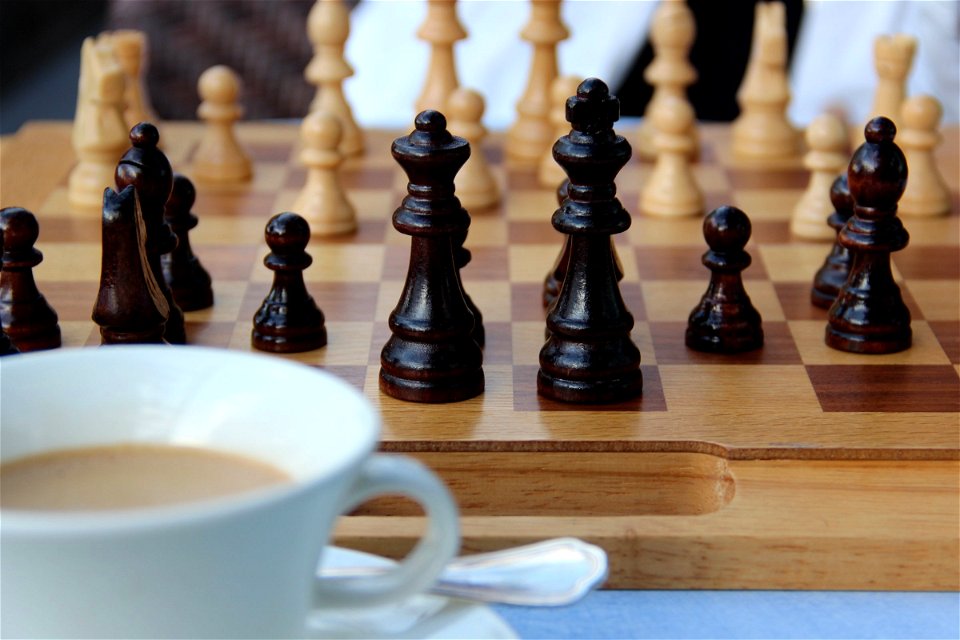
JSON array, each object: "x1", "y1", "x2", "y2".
[{"x1": 1, "y1": 120, "x2": 957, "y2": 590}]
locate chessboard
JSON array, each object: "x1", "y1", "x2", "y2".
[{"x1": 1, "y1": 120, "x2": 957, "y2": 590}]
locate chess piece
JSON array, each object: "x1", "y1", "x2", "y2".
[
  {"x1": 380, "y1": 110, "x2": 483, "y2": 403},
  {"x1": 115, "y1": 122, "x2": 186, "y2": 344},
  {"x1": 93, "y1": 186, "x2": 169, "y2": 344},
  {"x1": 826, "y1": 117, "x2": 911, "y2": 354},
  {"x1": 0, "y1": 327, "x2": 17, "y2": 356},
  {"x1": 811, "y1": 174, "x2": 854, "y2": 309},
  {"x1": 731, "y1": 1, "x2": 800, "y2": 163},
  {"x1": 68, "y1": 36, "x2": 128, "y2": 210},
  {"x1": 898, "y1": 95, "x2": 951, "y2": 217},
  {"x1": 635, "y1": 0, "x2": 698, "y2": 161},
  {"x1": 868, "y1": 34, "x2": 917, "y2": 124},
  {"x1": 252, "y1": 212, "x2": 327, "y2": 353},
  {"x1": 107, "y1": 30, "x2": 158, "y2": 129},
  {"x1": 538, "y1": 75, "x2": 581, "y2": 188},
  {"x1": 447, "y1": 87, "x2": 500, "y2": 211},
  {"x1": 192, "y1": 65, "x2": 253, "y2": 183},
  {"x1": 453, "y1": 224, "x2": 485, "y2": 348},
  {"x1": 538, "y1": 78, "x2": 642, "y2": 404},
  {"x1": 686, "y1": 206, "x2": 763, "y2": 353},
  {"x1": 292, "y1": 111, "x2": 357, "y2": 236},
  {"x1": 505, "y1": 0, "x2": 569, "y2": 167},
  {"x1": 790, "y1": 113, "x2": 849, "y2": 240},
  {"x1": 415, "y1": 0, "x2": 466, "y2": 114},
  {"x1": 0, "y1": 207, "x2": 61, "y2": 352},
  {"x1": 640, "y1": 94, "x2": 703, "y2": 217},
  {"x1": 161, "y1": 174, "x2": 213, "y2": 311},
  {"x1": 306, "y1": 0, "x2": 363, "y2": 157}
]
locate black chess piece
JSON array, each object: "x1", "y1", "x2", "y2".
[
  {"x1": 115, "y1": 122, "x2": 186, "y2": 344},
  {"x1": 826, "y1": 117, "x2": 911, "y2": 354},
  {"x1": 811, "y1": 174, "x2": 854, "y2": 309},
  {"x1": 162, "y1": 173, "x2": 213, "y2": 311},
  {"x1": 452, "y1": 227, "x2": 484, "y2": 347},
  {"x1": 0, "y1": 207, "x2": 61, "y2": 351},
  {"x1": 543, "y1": 179, "x2": 625, "y2": 310},
  {"x1": 537, "y1": 78, "x2": 642, "y2": 404},
  {"x1": 251, "y1": 212, "x2": 327, "y2": 353},
  {"x1": 93, "y1": 186, "x2": 170, "y2": 344},
  {"x1": 380, "y1": 110, "x2": 483, "y2": 403},
  {"x1": 685, "y1": 205, "x2": 764, "y2": 353},
  {"x1": 0, "y1": 226, "x2": 21, "y2": 356}
]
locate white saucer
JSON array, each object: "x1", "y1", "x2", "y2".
[{"x1": 310, "y1": 547, "x2": 518, "y2": 639}]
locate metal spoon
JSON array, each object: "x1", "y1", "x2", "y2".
[{"x1": 319, "y1": 537, "x2": 608, "y2": 606}]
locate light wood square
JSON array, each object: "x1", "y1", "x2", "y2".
[
  {"x1": 184, "y1": 281, "x2": 247, "y2": 323},
  {"x1": 193, "y1": 216, "x2": 269, "y2": 245},
  {"x1": 629, "y1": 216, "x2": 703, "y2": 246},
  {"x1": 732, "y1": 189, "x2": 802, "y2": 221},
  {"x1": 37, "y1": 188, "x2": 76, "y2": 217},
  {"x1": 374, "y1": 280, "x2": 405, "y2": 322},
  {"x1": 509, "y1": 245, "x2": 562, "y2": 282},
  {"x1": 60, "y1": 320, "x2": 96, "y2": 348},
  {"x1": 907, "y1": 281, "x2": 960, "y2": 321},
  {"x1": 505, "y1": 190, "x2": 558, "y2": 222},
  {"x1": 464, "y1": 281, "x2": 512, "y2": 322},
  {"x1": 903, "y1": 216, "x2": 960, "y2": 246},
  {"x1": 693, "y1": 164, "x2": 730, "y2": 192},
  {"x1": 788, "y1": 320, "x2": 951, "y2": 365},
  {"x1": 37, "y1": 243, "x2": 100, "y2": 281},
  {"x1": 512, "y1": 321, "x2": 546, "y2": 365},
  {"x1": 760, "y1": 244, "x2": 835, "y2": 282},
  {"x1": 468, "y1": 216, "x2": 509, "y2": 246}
]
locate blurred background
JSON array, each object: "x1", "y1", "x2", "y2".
[{"x1": 1, "y1": 0, "x2": 956, "y2": 135}]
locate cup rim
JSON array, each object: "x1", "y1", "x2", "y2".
[{"x1": 0, "y1": 345, "x2": 379, "y2": 534}]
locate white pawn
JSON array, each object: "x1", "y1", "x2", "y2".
[
  {"x1": 538, "y1": 75, "x2": 581, "y2": 189},
  {"x1": 790, "y1": 113, "x2": 849, "y2": 240},
  {"x1": 899, "y1": 95, "x2": 951, "y2": 217},
  {"x1": 305, "y1": 0, "x2": 363, "y2": 157},
  {"x1": 447, "y1": 88, "x2": 500, "y2": 211},
  {"x1": 293, "y1": 111, "x2": 356, "y2": 236},
  {"x1": 640, "y1": 96, "x2": 703, "y2": 217},
  {"x1": 192, "y1": 65, "x2": 252, "y2": 183}
]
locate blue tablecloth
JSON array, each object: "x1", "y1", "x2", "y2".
[{"x1": 493, "y1": 591, "x2": 960, "y2": 639}]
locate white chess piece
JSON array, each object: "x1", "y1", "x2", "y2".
[
  {"x1": 640, "y1": 95, "x2": 703, "y2": 217},
  {"x1": 415, "y1": 0, "x2": 466, "y2": 114},
  {"x1": 68, "y1": 36, "x2": 128, "y2": 210},
  {"x1": 306, "y1": 0, "x2": 363, "y2": 157},
  {"x1": 869, "y1": 34, "x2": 917, "y2": 123},
  {"x1": 447, "y1": 88, "x2": 500, "y2": 211},
  {"x1": 293, "y1": 111, "x2": 357, "y2": 236},
  {"x1": 635, "y1": 0, "x2": 698, "y2": 161},
  {"x1": 505, "y1": 0, "x2": 568, "y2": 167},
  {"x1": 790, "y1": 113, "x2": 849, "y2": 240},
  {"x1": 537, "y1": 75, "x2": 581, "y2": 189},
  {"x1": 731, "y1": 1, "x2": 800, "y2": 163},
  {"x1": 108, "y1": 30, "x2": 158, "y2": 129},
  {"x1": 192, "y1": 65, "x2": 253, "y2": 183},
  {"x1": 899, "y1": 94, "x2": 951, "y2": 217}
]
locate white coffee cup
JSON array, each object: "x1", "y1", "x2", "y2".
[{"x1": 1, "y1": 346, "x2": 460, "y2": 639}]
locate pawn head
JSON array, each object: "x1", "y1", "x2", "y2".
[
  {"x1": 901, "y1": 94, "x2": 942, "y2": 132},
  {"x1": 805, "y1": 112, "x2": 847, "y2": 152},
  {"x1": 0, "y1": 207, "x2": 40, "y2": 251},
  {"x1": 167, "y1": 173, "x2": 197, "y2": 214},
  {"x1": 447, "y1": 88, "x2": 485, "y2": 124},
  {"x1": 199, "y1": 65, "x2": 241, "y2": 103},
  {"x1": 303, "y1": 111, "x2": 343, "y2": 151},
  {"x1": 265, "y1": 212, "x2": 311, "y2": 254},
  {"x1": 703, "y1": 205, "x2": 751, "y2": 252}
]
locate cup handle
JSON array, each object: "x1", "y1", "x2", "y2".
[{"x1": 311, "y1": 454, "x2": 460, "y2": 609}]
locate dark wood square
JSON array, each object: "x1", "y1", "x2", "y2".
[
  {"x1": 507, "y1": 220, "x2": 560, "y2": 244},
  {"x1": 775, "y1": 282, "x2": 832, "y2": 321},
  {"x1": 894, "y1": 246, "x2": 960, "y2": 280},
  {"x1": 726, "y1": 168, "x2": 809, "y2": 190},
  {"x1": 929, "y1": 321, "x2": 960, "y2": 364},
  {"x1": 316, "y1": 364, "x2": 368, "y2": 391},
  {"x1": 807, "y1": 364, "x2": 960, "y2": 412},
  {"x1": 195, "y1": 192, "x2": 279, "y2": 218},
  {"x1": 512, "y1": 364, "x2": 665, "y2": 412},
  {"x1": 650, "y1": 321, "x2": 802, "y2": 365}
]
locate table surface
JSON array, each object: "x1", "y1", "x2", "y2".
[{"x1": 492, "y1": 590, "x2": 960, "y2": 639}]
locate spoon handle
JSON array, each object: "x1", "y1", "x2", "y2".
[{"x1": 321, "y1": 538, "x2": 608, "y2": 606}]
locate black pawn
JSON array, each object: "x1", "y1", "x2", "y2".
[
  {"x1": 252, "y1": 212, "x2": 326, "y2": 353},
  {"x1": 0, "y1": 226, "x2": 22, "y2": 355},
  {"x1": 93, "y1": 186, "x2": 169, "y2": 344},
  {"x1": 0, "y1": 207, "x2": 61, "y2": 351},
  {"x1": 162, "y1": 173, "x2": 214, "y2": 311},
  {"x1": 537, "y1": 78, "x2": 642, "y2": 403},
  {"x1": 115, "y1": 122, "x2": 186, "y2": 344},
  {"x1": 686, "y1": 206, "x2": 763, "y2": 353},
  {"x1": 826, "y1": 117, "x2": 911, "y2": 354},
  {"x1": 380, "y1": 110, "x2": 483, "y2": 403},
  {"x1": 452, "y1": 228, "x2": 484, "y2": 347},
  {"x1": 811, "y1": 174, "x2": 855, "y2": 309}
]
